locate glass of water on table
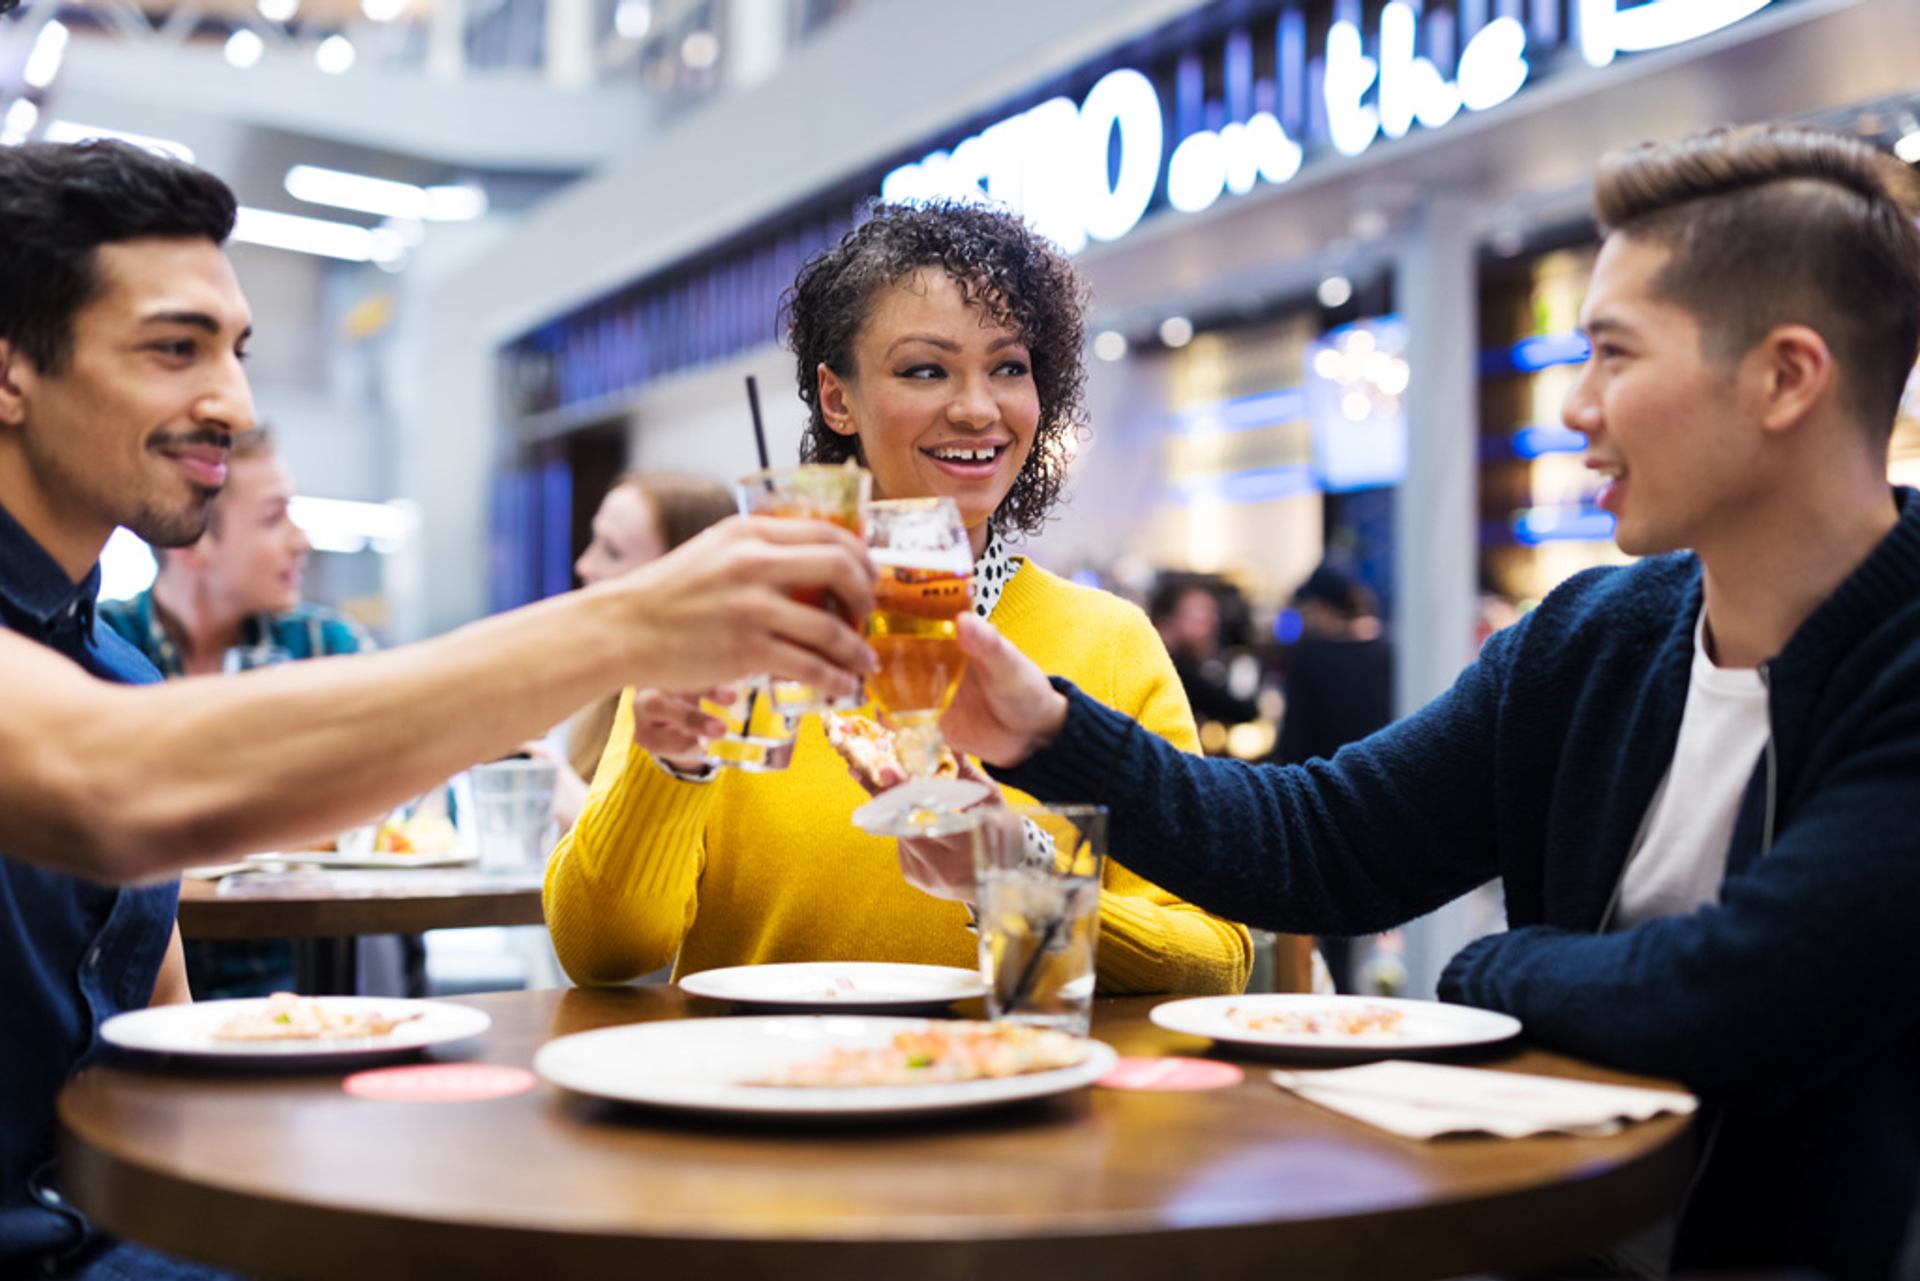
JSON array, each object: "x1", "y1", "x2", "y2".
[{"x1": 971, "y1": 804, "x2": 1107, "y2": 1036}]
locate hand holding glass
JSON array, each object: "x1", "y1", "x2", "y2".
[{"x1": 735, "y1": 462, "x2": 872, "y2": 725}]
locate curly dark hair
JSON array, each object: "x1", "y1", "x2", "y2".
[
  {"x1": 780, "y1": 201, "x2": 1089, "y2": 539},
  {"x1": 0, "y1": 140, "x2": 236, "y2": 375}
]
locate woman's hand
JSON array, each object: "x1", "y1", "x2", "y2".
[
  {"x1": 629, "y1": 687, "x2": 732, "y2": 774},
  {"x1": 893, "y1": 758, "x2": 1001, "y2": 904}
]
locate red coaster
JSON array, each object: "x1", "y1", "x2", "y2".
[
  {"x1": 1098, "y1": 1057, "x2": 1245, "y2": 1091},
  {"x1": 343, "y1": 1063, "x2": 536, "y2": 1103}
]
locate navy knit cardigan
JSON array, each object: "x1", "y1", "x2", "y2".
[{"x1": 997, "y1": 490, "x2": 1920, "y2": 1279}]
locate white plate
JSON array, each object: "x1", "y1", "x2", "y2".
[
  {"x1": 242, "y1": 850, "x2": 477, "y2": 871},
  {"x1": 850, "y1": 778, "x2": 991, "y2": 837},
  {"x1": 1150, "y1": 994, "x2": 1521, "y2": 1062},
  {"x1": 535, "y1": 1015, "x2": 1117, "y2": 1119},
  {"x1": 100, "y1": 997, "x2": 491, "y2": 1068},
  {"x1": 678, "y1": 962, "x2": 987, "y2": 1012}
]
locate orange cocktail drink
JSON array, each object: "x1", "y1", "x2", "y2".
[{"x1": 734, "y1": 462, "x2": 872, "y2": 721}]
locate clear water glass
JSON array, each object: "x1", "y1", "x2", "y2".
[
  {"x1": 972, "y1": 804, "x2": 1107, "y2": 1036},
  {"x1": 468, "y1": 759, "x2": 558, "y2": 871}
]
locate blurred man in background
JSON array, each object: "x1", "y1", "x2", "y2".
[
  {"x1": 101, "y1": 425, "x2": 370, "y2": 678},
  {"x1": 1149, "y1": 576, "x2": 1259, "y2": 733},
  {"x1": 1272, "y1": 562, "x2": 1393, "y2": 769},
  {"x1": 100, "y1": 425, "x2": 386, "y2": 999}
]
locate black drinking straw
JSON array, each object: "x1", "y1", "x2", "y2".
[
  {"x1": 741, "y1": 375, "x2": 773, "y2": 736},
  {"x1": 745, "y1": 375, "x2": 772, "y2": 471}
]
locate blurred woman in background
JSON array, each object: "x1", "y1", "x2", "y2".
[
  {"x1": 544, "y1": 201, "x2": 1252, "y2": 994},
  {"x1": 537, "y1": 472, "x2": 736, "y2": 827}
]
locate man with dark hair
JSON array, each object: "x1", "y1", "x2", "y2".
[
  {"x1": 0, "y1": 141, "x2": 875, "y2": 1278},
  {"x1": 932, "y1": 123, "x2": 1920, "y2": 1278},
  {"x1": 1148, "y1": 576, "x2": 1260, "y2": 731},
  {"x1": 101, "y1": 426, "x2": 379, "y2": 1001}
]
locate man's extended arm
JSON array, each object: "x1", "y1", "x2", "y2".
[
  {"x1": 2, "y1": 516, "x2": 875, "y2": 884},
  {"x1": 940, "y1": 614, "x2": 1507, "y2": 937}
]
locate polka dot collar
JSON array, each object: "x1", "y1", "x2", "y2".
[{"x1": 973, "y1": 528, "x2": 1017, "y2": 619}]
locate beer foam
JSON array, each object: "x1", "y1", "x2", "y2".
[{"x1": 871, "y1": 546, "x2": 973, "y2": 575}]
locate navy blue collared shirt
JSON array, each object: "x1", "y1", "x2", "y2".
[{"x1": 0, "y1": 501, "x2": 178, "y2": 1270}]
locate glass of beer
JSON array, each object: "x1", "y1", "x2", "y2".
[
  {"x1": 849, "y1": 497, "x2": 990, "y2": 837},
  {"x1": 734, "y1": 462, "x2": 872, "y2": 724}
]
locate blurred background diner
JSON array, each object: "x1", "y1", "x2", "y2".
[{"x1": 9, "y1": 0, "x2": 1916, "y2": 1003}]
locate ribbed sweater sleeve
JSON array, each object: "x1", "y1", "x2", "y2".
[{"x1": 543, "y1": 688, "x2": 713, "y2": 984}]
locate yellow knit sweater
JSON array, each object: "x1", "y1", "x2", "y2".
[{"x1": 543, "y1": 557, "x2": 1252, "y2": 993}]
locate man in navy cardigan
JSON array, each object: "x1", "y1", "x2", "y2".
[{"x1": 931, "y1": 125, "x2": 1920, "y2": 1279}]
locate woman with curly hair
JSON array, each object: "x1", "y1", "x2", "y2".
[{"x1": 543, "y1": 201, "x2": 1252, "y2": 994}]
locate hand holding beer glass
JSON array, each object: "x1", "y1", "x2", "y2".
[{"x1": 850, "y1": 497, "x2": 991, "y2": 836}]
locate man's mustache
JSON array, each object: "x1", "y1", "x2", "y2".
[{"x1": 148, "y1": 430, "x2": 233, "y2": 452}]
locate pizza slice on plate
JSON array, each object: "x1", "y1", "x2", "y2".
[{"x1": 823, "y1": 712, "x2": 961, "y2": 783}]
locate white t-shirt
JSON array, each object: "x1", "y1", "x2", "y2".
[{"x1": 1610, "y1": 610, "x2": 1771, "y2": 930}]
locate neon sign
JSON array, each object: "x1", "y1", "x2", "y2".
[{"x1": 880, "y1": 0, "x2": 1781, "y2": 249}]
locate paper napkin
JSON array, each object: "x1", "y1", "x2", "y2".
[{"x1": 1271, "y1": 1059, "x2": 1697, "y2": 1139}]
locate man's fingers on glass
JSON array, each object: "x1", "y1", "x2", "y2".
[
  {"x1": 760, "y1": 639, "x2": 861, "y2": 703},
  {"x1": 772, "y1": 597, "x2": 877, "y2": 677}
]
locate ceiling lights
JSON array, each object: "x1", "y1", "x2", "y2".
[
  {"x1": 614, "y1": 0, "x2": 652, "y2": 41},
  {"x1": 284, "y1": 164, "x2": 489, "y2": 222},
  {"x1": 23, "y1": 21, "x2": 69, "y2": 90},
  {"x1": 315, "y1": 34, "x2": 356, "y2": 74},
  {"x1": 224, "y1": 29, "x2": 266, "y2": 69},
  {"x1": 680, "y1": 30, "x2": 719, "y2": 69},
  {"x1": 233, "y1": 206, "x2": 404, "y2": 264},
  {"x1": 0, "y1": 100, "x2": 39, "y2": 147}
]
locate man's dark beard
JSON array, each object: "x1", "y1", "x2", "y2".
[{"x1": 130, "y1": 490, "x2": 216, "y2": 549}]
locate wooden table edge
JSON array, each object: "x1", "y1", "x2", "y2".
[
  {"x1": 56, "y1": 1084, "x2": 1696, "y2": 1281},
  {"x1": 176, "y1": 886, "x2": 546, "y2": 939}
]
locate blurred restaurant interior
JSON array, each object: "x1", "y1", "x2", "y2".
[
  {"x1": 35, "y1": 0, "x2": 1917, "y2": 988},
  {"x1": 9, "y1": 0, "x2": 1920, "y2": 1275}
]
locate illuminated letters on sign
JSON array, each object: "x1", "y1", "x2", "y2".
[{"x1": 878, "y1": 0, "x2": 1780, "y2": 248}]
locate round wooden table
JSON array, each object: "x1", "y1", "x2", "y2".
[
  {"x1": 178, "y1": 870, "x2": 545, "y2": 993},
  {"x1": 58, "y1": 988, "x2": 1696, "y2": 1280}
]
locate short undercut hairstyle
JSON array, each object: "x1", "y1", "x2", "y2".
[
  {"x1": 0, "y1": 140, "x2": 237, "y2": 376},
  {"x1": 1594, "y1": 124, "x2": 1920, "y2": 434},
  {"x1": 782, "y1": 201, "x2": 1090, "y2": 539}
]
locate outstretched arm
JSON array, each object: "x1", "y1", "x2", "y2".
[
  {"x1": 942, "y1": 613, "x2": 1509, "y2": 940},
  {"x1": 2, "y1": 516, "x2": 875, "y2": 884}
]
